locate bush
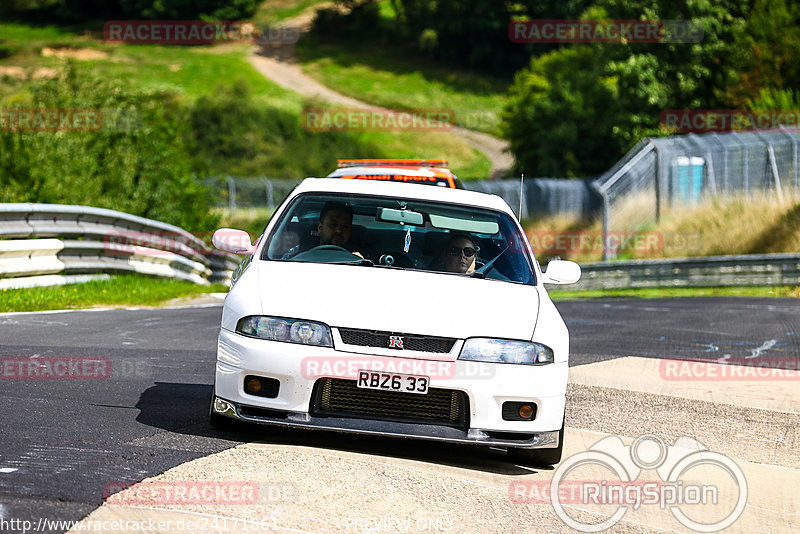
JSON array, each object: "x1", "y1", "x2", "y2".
[
  {"x1": 117, "y1": 0, "x2": 259, "y2": 20},
  {"x1": 0, "y1": 0, "x2": 259, "y2": 22},
  {"x1": 312, "y1": 2, "x2": 381, "y2": 40},
  {"x1": 0, "y1": 65, "x2": 219, "y2": 233},
  {"x1": 187, "y1": 81, "x2": 382, "y2": 178}
]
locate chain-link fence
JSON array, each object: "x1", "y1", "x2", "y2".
[
  {"x1": 202, "y1": 176, "x2": 302, "y2": 212},
  {"x1": 594, "y1": 128, "x2": 800, "y2": 259},
  {"x1": 205, "y1": 176, "x2": 600, "y2": 221},
  {"x1": 465, "y1": 178, "x2": 600, "y2": 220}
]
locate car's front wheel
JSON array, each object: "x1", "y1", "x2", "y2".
[{"x1": 508, "y1": 421, "x2": 565, "y2": 467}]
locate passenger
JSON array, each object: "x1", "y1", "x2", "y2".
[{"x1": 434, "y1": 233, "x2": 479, "y2": 274}]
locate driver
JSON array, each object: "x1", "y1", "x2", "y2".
[
  {"x1": 318, "y1": 201, "x2": 354, "y2": 248},
  {"x1": 281, "y1": 201, "x2": 371, "y2": 260}
]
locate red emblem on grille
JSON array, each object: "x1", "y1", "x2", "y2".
[{"x1": 388, "y1": 336, "x2": 404, "y2": 349}]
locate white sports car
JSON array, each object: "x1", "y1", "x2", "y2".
[{"x1": 210, "y1": 177, "x2": 580, "y2": 465}]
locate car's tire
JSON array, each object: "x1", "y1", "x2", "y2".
[{"x1": 508, "y1": 421, "x2": 565, "y2": 467}]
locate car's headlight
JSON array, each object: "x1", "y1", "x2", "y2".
[
  {"x1": 458, "y1": 338, "x2": 554, "y2": 365},
  {"x1": 236, "y1": 316, "x2": 333, "y2": 347}
]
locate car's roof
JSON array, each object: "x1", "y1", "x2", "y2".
[{"x1": 293, "y1": 177, "x2": 514, "y2": 214}]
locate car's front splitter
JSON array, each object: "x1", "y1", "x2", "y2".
[{"x1": 212, "y1": 396, "x2": 560, "y2": 450}]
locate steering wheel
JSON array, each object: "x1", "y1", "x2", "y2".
[
  {"x1": 291, "y1": 244, "x2": 363, "y2": 262},
  {"x1": 310, "y1": 245, "x2": 354, "y2": 253}
]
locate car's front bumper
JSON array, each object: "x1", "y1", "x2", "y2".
[
  {"x1": 212, "y1": 395, "x2": 561, "y2": 449},
  {"x1": 214, "y1": 328, "x2": 568, "y2": 449}
]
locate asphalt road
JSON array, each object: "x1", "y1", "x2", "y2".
[{"x1": 0, "y1": 298, "x2": 797, "y2": 532}]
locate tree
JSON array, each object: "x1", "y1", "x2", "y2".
[
  {"x1": 727, "y1": 0, "x2": 800, "y2": 105},
  {"x1": 502, "y1": 0, "x2": 751, "y2": 176},
  {"x1": 0, "y1": 65, "x2": 219, "y2": 232},
  {"x1": 502, "y1": 46, "x2": 626, "y2": 177}
]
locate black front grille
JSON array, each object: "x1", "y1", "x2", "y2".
[
  {"x1": 338, "y1": 328, "x2": 456, "y2": 353},
  {"x1": 311, "y1": 378, "x2": 468, "y2": 428}
]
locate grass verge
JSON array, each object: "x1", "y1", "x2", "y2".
[
  {"x1": 296, "y1": 34, "x2": 509, "y2": 139},
  {"x1": 0, "y1": 275, "x2": 228, "y2": 313},
  {"x1": 253, "y1": 0, "x2": 331, "y2": 24},
  {"x1": 548, "y1": 285, "x2": 800, "y2": 300},
  {"x1": 526, "y1": 192, "x2": 800, "y2": 263},
  {"x1": 0, "y1": 22, "x2": 490, "y2": 179}
]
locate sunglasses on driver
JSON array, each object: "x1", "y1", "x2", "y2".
[{"x1": 446, "y1": 246, "x2": 479, "y2": 258}]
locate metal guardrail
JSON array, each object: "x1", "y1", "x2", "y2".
[
  {"x1": 0, "y1": 203, "x2": 238, "y2": 289},
  {"x1": 548, "y1": 253, "x2": 800, "y2": 290}
]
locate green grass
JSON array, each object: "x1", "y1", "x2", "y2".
[
  {"x1": 296, "y1": 34, "x2": 509, "y2": 138},
  {"x1": 92, "y1": 44, "x2": 304, "y2": 107},
  {"x1": 0, "y1": 21, "x2": 491, "y2": 178},
  {"x1": 525, "y1": 193, "x2": 800, "y2": 263},
  {"x1": 0, "y1": 22, "x2": 304, "y2": 109},
  {"x1": 253, "y1": 0, "x2": 330, "y2": 24},
  {"x1": 548, "y1": 285, "x2": 800, "y2": 300},
  {"x1": 0, "y1": 275, "x2": 228, "y2": 312}
]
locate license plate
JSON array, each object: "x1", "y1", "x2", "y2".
[{"x1": 356, "y1": 370, "x2": 429, "y2": 395}]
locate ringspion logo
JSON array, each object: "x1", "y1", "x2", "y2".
[{"x1": 526, "y1": 434, "x2": 747, "y2": 532}]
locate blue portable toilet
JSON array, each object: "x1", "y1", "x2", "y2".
[{"x1": 674, "y1": 156, "x2": 704, "y2": 204}]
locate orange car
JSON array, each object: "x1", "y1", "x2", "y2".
[{"x1": 326, "y1": 159, "x2": 464, "y2": 189}]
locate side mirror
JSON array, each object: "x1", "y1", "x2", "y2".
[
  {"x1": 542, "y1": 259, "x2": 581, "y2": 285},
  {"x1": 212, "y1": 228, "x2": 255, "y2": 255}
]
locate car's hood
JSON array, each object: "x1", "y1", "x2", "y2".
[{"x1": 255, "y1": 261, "x2": 539, "y2": 340}]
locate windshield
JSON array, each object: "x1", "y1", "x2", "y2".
[{"x1": 261, "y1": 193, "x2": 535, "y2": 285}]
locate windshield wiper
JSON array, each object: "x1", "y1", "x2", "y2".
[{"x1": 330, "y1": 258, "x2": 374, "y2": 266}]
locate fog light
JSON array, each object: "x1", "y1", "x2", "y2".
[
  {"x1": 243, "y1": 375, "x2": 280, "y2": 398},
  {"x1": 502, "y1": 401, "x2": 537, "y2": 421},
  {"x1": 245, "y1": 377, "x2": 262, "y2": 394},
  {"x1": 518, "y1": 404, "x2": 534, "y2": 419}
]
